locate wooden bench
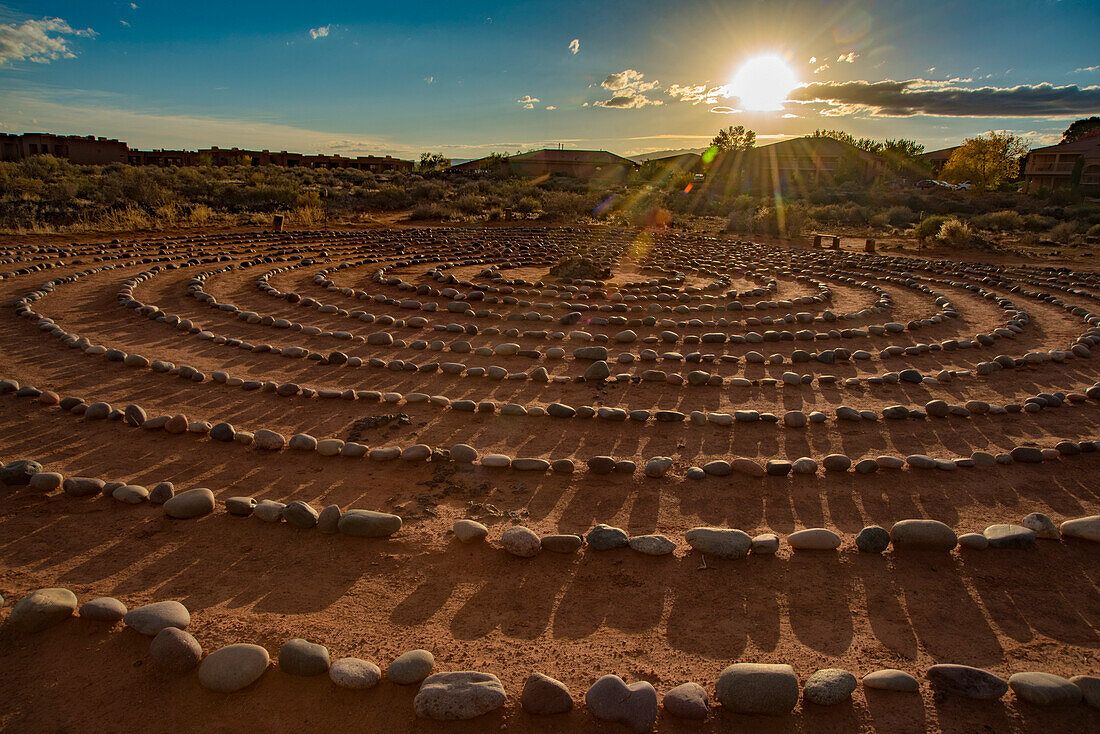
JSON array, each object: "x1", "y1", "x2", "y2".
[{"x1": 812, "y1": 233, "x2": 841, "y2": 250}]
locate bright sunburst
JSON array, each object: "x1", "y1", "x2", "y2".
[{"x1": 728, "y1": 55, "x2": 799, "y2": 111}]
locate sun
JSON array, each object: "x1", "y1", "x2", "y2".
[{"x1": 728, "y1": 55, "x2": 799, "y2": 111}]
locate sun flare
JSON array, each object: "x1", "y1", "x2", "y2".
[{"x1": 728, "y1": 55, "x2": 799, "y2": 111}]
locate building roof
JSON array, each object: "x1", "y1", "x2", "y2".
[
  {"x1": 1030, "y1": 132, "x2": 1100, "y2": 155},
  {"x1": 509, "y1": 148, "x2": 638, "y2": 167},
  {"x1": 753, "y1": 136, "x2": 886, "y2": 163},
  {"x1": 920, "y1": 146, "x2": 959, "y2": 161}
]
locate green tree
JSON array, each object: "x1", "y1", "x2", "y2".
[
  {"x1": 1062, "y1": 116, "x2": 1100, "y2": 144},
  {"x1": 940, "y1": 132, "x2": 1030, "y2": 191},
  {"x1": 710, "y1": 125, "x2": 756, "y2": 153},
  {"x1": 417, "y1": 152, "x2": 451, "y2": 172},
  {"x1": 812, "y1": 129, "x2": 883, "y2": 153},
  {"x1": 880, "y1": 138, "x2": 926, "y2": 175}
]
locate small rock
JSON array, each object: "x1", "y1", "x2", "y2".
[
  {"x1": 329, "y1": 657, "x2": 382, "y2": 689},
  {"x1": 585, "y1": 675, "x2": 658, "y2": 733},
  {"x1": 788, "y1": 528, "x2": 841, "y2": 550},
  {"x1": 123, "y1": 600, "x2": 190, "y2": 636},
  {"x1": 862, "y1": 669, "x2": 919, "y2": 692},
  {"x1": 454, "y1": 519, "x2": 489, "y2": 543},
  {"x1": 522, "y1": 672, "x2": 574, "y2": 715},
  {"x1": 662, "y1": 682, "x2": 708, "y2": 720},
  {"x1": 150, "y1": 627, "x2": 202, "y2": 672},
  {"x1": 8, "y1": 588, "x2": 78, "y2": 632},
  {"x1": 198, "y1": 644, "x2": 270, "y2": 692},
  {"x1": 927, "y1": 664, "x2": 1008, "y2": 699},
  {"x1": 162, "y1": 488, "x2": 215, "y2": 519},
  {"x1": 78, "y1": 597, "x2": 127, "y2": 622},
  {"x1": 804, "y1": 668, "x2": 857, "y2": 705},
  {"x1": 1009, "y1": 672, "x2": 1082, "y2": 706},
  {"x1": 279, "y1": 638, "x2": 330, "y2": 676},
  {"x1": 856, "y1": 526, "x2": 891, "y2": 554},
  {"x1": 716, "y1": 663, "x2": 800, "y2": 714},
  {"x1": 586, "y1": 524, "x2": 628, "y2": 550},
  {"x1": 387, "y1": 649, "x2": 434, "y2": 685}
]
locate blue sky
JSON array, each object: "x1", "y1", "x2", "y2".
[{"x1": 1, "y1": 1, "x2": 1098, "y2": 159}]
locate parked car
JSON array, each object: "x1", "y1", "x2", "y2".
[
  {"x1": 955, "y1": 180, "x2": 972, "y2": 190},
  {"x1": 916, "y1": 179, "x2": 938, "y2": 189}
]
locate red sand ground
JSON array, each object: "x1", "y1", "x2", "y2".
[{"x1": 0, "y1": 225, "x2": 1097, "y2": 732}]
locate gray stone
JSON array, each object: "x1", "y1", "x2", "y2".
[
  {"x1": 752, "y1": 533, "x2": 780, "y2": 554},
  {"x1": 283, "y1": 500, "x2": 319, "y2": 529},
  {"x1": 28, "y1": 472, "x2": 62, "y2": 491},
  {"x1": 958, "y1": 532, "x2": 989, "y2": 549},
  {"x1": 822, "y1": 454, "x2": 851, "y2": 472},
  {"x1": 225, "y1": 496, "x2": 256, "y2": 516},
  {"x1": 453, "y1": 519, "x2": 488, "y2": 543},
  {"x1": 644, "y1": 457, "x2": 673, "y2": 477},
  {"x1": 862, "y1": 669, "x2": 919, "y2": 692},
  {"x1": 387, "y1": 649, "x2": 434, "y2": 685},
  {"x1": 62, "y1": 476, "x2": 104, "y2": 497},
  {"x1": 123, "y1": 600, "x2": 190, "y2": 636},
  {"x1": 338, "y1": 509, "x2": 402, "y2": 537},
  {"x1": 804, "y1": 668, "x2": 857, "y2": 705},
  {"x1": 856, "y1": 526, "x2": 891, "y2": 553},
  {"x1": 983, "y1": 524, "x2": 1036, "y2": 549},
  {"x1": 1021, "y1": 512, "x2": 1060, "y2": 540},
  {"x1": 148, "y1": 481, "x2": 174, "y2": 504},
  {"x1": 317, "y1": 504, "x2": 341, "y2": 533},
  {"x1": 78, "y1": 597, "x2": 127, "y2": 622},
  {"x1": 8, "y1": 588, "x2": 78, "y2": 632},
  {"x1": 113, "y1": 484, "x2": 149, "y2": 504},
  {"x1": 1070, "y1": 675, "x2": 1100, "y2": 709},
  {"x1": 279, "y1": 638, "x2": 330, "y2": 676},
  {"x1": 1, "y1": 459, "x2": 42, "y2": 486},
  {"x1": 198, "y1": 643, "x2": 270, "y2": 692},
  {"x1": 716, "y1": 663, "x2": 799, "y2": 714},
  {"x1": 1009, "y1": 672, "x2": 1082, "y2": 706},
  {"x1": 254, "y1": 500, "x2": 286, "y2": 522},
  {"x1": 663, "y1": 682, "x2": 709, "y2": 720},
  {"x1": 585, "y1": 675, "x2": 658, "y2": 733},
  {"x1": 521, "y1": 672, "x2": 573, "y2": 715},
  {"x1": 502, "y1": 526, "x2": 541, "y2": 556},
  {"x1": 150, "y1": 627, "x2": 202, "y2": 672},
  {"x1": 162, "y1": 488, "x2": 215, "y2": 519},
  {"x1": 587, "y1": 524, "x2": 628, "y2": 550},
  {"x1": 890, "y1": 519, "x2": 957, "y2": 551},
  {"x1": 414, "y1": 671, "x2": 507, "y2": 720},
  {"x1": 628, "y1": 535, "x2": 676, "y2": 556},
  {"x1": 541, "y1": 534, "x2": 583, "y2": 553},
  {"x1": 927, "y1": 664, "x2": 1008, "y2": 699},
  {"x1": 329, "y1": 657, "x2": 381, "y2": 689},
  {"x1": 685, "y1": 527, "x2": 752, "y2": 559},
  {"x1": 788, "y1": 528, "x2": 841, "y2": 550},
  {"x1": 1061, "y1": 515, "x2": 1100, "y2": 541}
]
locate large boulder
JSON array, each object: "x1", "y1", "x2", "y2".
[
  {"x1": 715, "y1": 663, "x2": 799, "y2": 714},
  {"x1": 8, "y1": 588, "x2": 78, "y2": 632},
  {"x1": 414, "y1": 672, "x2": 507, "y2": 720}
]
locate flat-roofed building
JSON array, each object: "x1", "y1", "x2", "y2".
[{"x1": 1024, "y1": 134, "x2": 1100, "y2": 194}]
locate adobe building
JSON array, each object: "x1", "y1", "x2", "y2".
[
  {"x1": 452, "y1": 148, "x2": 638, "y2": 183},
  {"x1": 0, "y1": 131, "x2": 412, "y2": 173},
  {"x1": 1, "y1": 133, "x2": 128, "y2": 164},
  {"x1": 919, "y1": 146, "x2": 959, "y2": 177},
  {"x1": 702, "y1": 136, "x2": 888, "y2": 195},
  {"x1": 1024, "y1": 133, "x2": 1100, "y2": 194}
]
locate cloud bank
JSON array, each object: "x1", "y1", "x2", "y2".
[
  {"x1": 594, "y1": 69, "x2": 662, "y2": 108},
  {"x1": 0, "y1": 17, "x2": 95, "y2": 66},
  {"x1": 787, "y1": 79, "x2": 1100, "y2": 117}
]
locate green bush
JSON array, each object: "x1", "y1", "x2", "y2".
[
  {"x1": 971, "y1": 210, "x2": 1024, "y2": 231},
  {"x1": 914, "y1": 215, "x2": 950, "y2": 241}
]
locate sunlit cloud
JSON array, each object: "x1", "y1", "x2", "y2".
[
  {"x1": 666, "y1": 83, "x2": 729, "y2": 105},
  {"x1": 545, "y1": 105, "x2": 556, "y2": 110},
  {"x1": 517, "y1": 94, "x2": 539, "y2": 109},
  {"x1": 837, "y1": 52, "x2": 859, "y2": 64},
  {"x1": 309, "y1": 25, "x2": 330, "y2": 40},
  {"x1": 0, "y1": 16, "x2": 96, "y2": 66},
  {"x1": 709, "y1": 106, "x2": 742, "y2": 115},
  {"x1": 594, "y1": 69, "x2": 661, "y2": 108},
  {"x1": 814, "y1": 64, "x2": 830, "y2": 74},
  {"x1": 568, "y1": 38, "x2": 579, "y2": 54},
  {"x1": 787, "y1": 79, "x2": 1100, "y2": 117},
  {"x1": 1072, "y1": 65, "x2": 1100, "y2": 74}
]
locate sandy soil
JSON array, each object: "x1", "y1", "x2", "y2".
[{"x1": 0, "y1": 224, "x2": 1097, "y2": 733}]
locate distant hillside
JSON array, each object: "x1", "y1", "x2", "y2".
[{"x1": 628, "y1": 148, "x2": 707, "y2": 163}]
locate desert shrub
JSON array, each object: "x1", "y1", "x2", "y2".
[
  {"x1": 452, "y1": 193, "x2": 487, "y2": 215},
  {"x1": 513, "y1": 196, "x2": 542, "y2": 214},
  {"x1": 1088, "y1": 223, "x2": 1100, "y2": 238},
  {"x1": 1050, "y1": 221, "x2": 1077, "y2": 243},
  {"x1": 937, "y1": 219, "x2": 971, "y2": 246},
  {"x1": 971, "y1": 210, "x2": 1024, "y2": 231},
  {"x1": 885, "y1": 205, "x2": 916, "y2": 227},
  {"x1": 1023, "y1": 213, "x2": 1057, "y2": 231},
  {"x1": 869, "y1": 213, "x2": 890, "y2": 229},
  {"x1": 914, "y1": 215, "x2": 950, "y2": 241}
]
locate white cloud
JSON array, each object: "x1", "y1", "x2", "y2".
[
  {"x1": 424, "y1": 76, "x2": 434, "y2": 84},
  {"x1": 568, "y1": 38, "x2": 579, "y2": 54},
  {"x1": 309, "y1": 25, "x2": 330, "y2": 40},
  {"x1": 120, "y1": 20, "x2": 130, "y2": 27},
  {"x1": 0, "y1": 17, "x2": 96, "y2": 66},
  {"x1": 594, "y1": 69, "x2": 661, "y2": 108},
  {"x1": 837, "y1": 52, "x2": 859, "y2": 64},
  {"x1": 517, "y1": 95, "x2": 539, "y2": 109},
  {"x1": 808, "y1": 56, "x2": 816, "y2": 64},
  {"x1": 130, "y1": 3, "x2": 139, "y2": 9},
  {"x1": 545, "y1": 105, "x2": 556, "y2": 110},
  {"x1": 1072, "y1": 65, "x2": 1100, "y2": 74},
  {"x1": 709, "y1": 106, "x2": 742, "y2": 114},
  {"x1": 814, "y1": 64, "x2": 830, "y2": 74},
  {"x1": 666, "y1": 83, "x2": 729, "y2": 105},
  {"x1": 781, "y1": 113, "x2": 799, "y2": 118}
]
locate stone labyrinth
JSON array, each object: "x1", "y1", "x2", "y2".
[{"x1": 1, "y1": 226, "x2": 1098, "y2": 730}]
